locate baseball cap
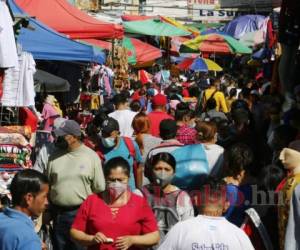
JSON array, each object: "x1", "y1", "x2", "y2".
[
  {"x1": 152, "y1": 94, "x2": 167, "y2": 106},
  {"x1": 53, "y1": 120, "x2": 81, "y2": 137},
  {"x1": 100, "y1": 117, "x2": 119, "y2": 137}
]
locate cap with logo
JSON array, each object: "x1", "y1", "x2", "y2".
[{"x1": 100, "y1": 117, "x2": 119, "y2": 137}]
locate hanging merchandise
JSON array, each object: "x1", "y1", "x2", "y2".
[
  {"x1": 0, "y1": 0, "x2": 18, "y2": 68},
  {"x1": 107, "y1": 45, "x2": 129, "y2": 91},
  {"x1": 1, "y1": 51, "x2": 36, "y2": 107}
]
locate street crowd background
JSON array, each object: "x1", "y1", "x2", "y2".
[{"x1": 0, "y1": 0, "x2": 300, "y2": 250}]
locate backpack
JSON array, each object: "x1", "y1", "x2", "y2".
[
  {"x1": 201, "y1": 89, "x2": 218, "y2": 112},
  {"x1": 141, "y1": 185, "x2": 182, "y2": 239}
]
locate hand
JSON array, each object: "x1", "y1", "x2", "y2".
[
  {"x1": 41, "y1": 242, "x2": 47, "y2": 250},
  {"x1": 91, "y1": 232, "x2": 109, "y2": 244},
  {"x1": 115, "y1": 236, "x2": 134, "y2": 250}
]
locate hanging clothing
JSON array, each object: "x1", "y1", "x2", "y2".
[
  {"x1": 1, "y1": 52, "x2": 36, "y2": 107},
  {"x1": 0, "y1": 0, "x2": 18, "y2": 68}
]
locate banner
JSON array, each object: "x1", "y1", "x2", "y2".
[
  {"x1": 187, "y1": 0, "x2": 237, "y2": 21},
  {"x1": 219, "y1": 0, "x2": 282, "y2": 8},
  {"x1": 75, "y1": 0, "x2": 99, "y2": 10}
]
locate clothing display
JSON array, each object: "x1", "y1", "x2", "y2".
[
  {"x1": 0, "y1": 0, "x2": 18, "y2": 68},
  {"x1": 1, "y1": 51, "x2": 36, "y2": 107}
]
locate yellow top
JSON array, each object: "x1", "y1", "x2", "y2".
[{"x1": 204, "y1": 88, "x2": 229, "y2": 113}]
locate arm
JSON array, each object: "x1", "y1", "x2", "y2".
[
  {"x1": 70, "y1": 228, "x2": 95, "y2": 247},
  {"x1": 136, "y1": 163, "x2": 144, "y2": 189},
  {"x1": 115, "y1": 231, "x2": 159, "y2": 249},
  {"x1": 91, "y1": 155, "x2": 105, "y2": 193}
]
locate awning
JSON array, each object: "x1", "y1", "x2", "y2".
[
  {"x1": 15, "y1": 0, "x2": 124, "y2": 39},
  {"x1": 9, "y1": 0, "x2": 105, "y2": 63},
  {"x1": 34, "y1": 70, "x2": 70, "y2": 92},
  {"x1": 123, "y1": 19, "x2": 191, "y2": 37}
]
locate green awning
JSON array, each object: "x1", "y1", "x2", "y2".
[{"x1": 123, "y1": 19, "x2": 191, "y2": 37}]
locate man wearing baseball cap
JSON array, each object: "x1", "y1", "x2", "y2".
[
  {"x1": 47, "y1": 120, "x2": 105, "y2": 250},
  {"x1": 147, "y1": 93, "x2": 174, "y2": 137},
  {"x1": 98, "y1": 117, "x2": 143, "y2": 190}
]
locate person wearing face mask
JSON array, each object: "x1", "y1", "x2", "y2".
[
  {"x1": 71, "y1": 157, "x2": 160, "y2": 250},
  {"x1": 98, "y1": 117, "x2": 143, "y2": 190},
  {"x1": 47, "y1": 120, "x2": 105, "y2": 250},
  {"x1": 141, "y1": 152, "x2": 194, "y2": 248},
  {"x1": 277, "y1": 140, "x2": 300, "y2": 250}
]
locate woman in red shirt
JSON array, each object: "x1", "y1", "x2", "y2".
[{"x1": 70, "y1": 157, "x2": 159, "y2": 250}]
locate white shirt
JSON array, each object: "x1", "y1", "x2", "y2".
[
  {"x1": 203, "y1": 144, "x2": 224, "y2": 178},
  {"x1": 158, "y1": 215, "x2": 254, "y2": 250},
  {"x1": 0, "y1": 1, "x2": 18, "y2": 68},
  {"x1": 2, "y1": 51, "x2": 36, "y2": 107},
  {"x1": 109, "y1": 109, "x2": 137, "y2": 137}
]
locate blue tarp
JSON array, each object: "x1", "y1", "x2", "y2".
[
  {"x1": 223, "y1": 15, "x2": 266, "y2": 39},
  {"x1": 8, "y1": 0, "x2": 105, "y2": 64}
]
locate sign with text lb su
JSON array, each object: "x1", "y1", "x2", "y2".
[{"x1": 187, "y1": 0, "x2": 237, "y2": 21}]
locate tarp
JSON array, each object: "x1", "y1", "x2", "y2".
[
  {"x1": 223, "y1": 15, "x2": 266, "y2": 39},
  {"x1": 123, "y1": 19, "x2": 191, "y2": 37},
  {"x1": 9, "y1": 0, "x2": 105, "y2": 63},
  {"x1": 121, "y1": 15, "x2": 154, "y2": 22},
  {"x1": 15, "y1": 0, "x2": 124, "y2": 39},
  {"x1": 34, "y1": 70, "x2": 70, "y2": 92},
  {"x1": 82, "y1": 38, "x2": 162, "y2": 65}
]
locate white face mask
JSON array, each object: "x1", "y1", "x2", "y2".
[
  {"x1": 107, "y1": 181, "x2": 127, "y2": 200},
  {"x1": 153, "y1": 171, "x2": 174, "y2": 187},
  {"x1": 101, "y1": 137, "x2": 116, "y2": 148}
]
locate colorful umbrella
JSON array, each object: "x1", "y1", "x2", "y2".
[
  {"x1": 178, "y1": 57, "x2": 223, "y2": 72},
  {"x1": 181, "y1": 34, "x2": 252, "y2": 54},
  {"x1": 81, "y1": 37, "x2": 162, "y2": 65},
  {"x1": 123, "y1": 19, "x2": 191, "y2": 37}
]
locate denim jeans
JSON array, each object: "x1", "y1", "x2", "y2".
[{"x1": 53, "y1": 209, "x2": 85, "y2": 250}]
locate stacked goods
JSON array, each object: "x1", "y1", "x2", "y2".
[{"x1": 0, "y1": 126, "x2": 32, "y2": 199}]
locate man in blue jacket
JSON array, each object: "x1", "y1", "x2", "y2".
[{"x1": 0, "y1": 169, "x2": 49, "y2": 250}]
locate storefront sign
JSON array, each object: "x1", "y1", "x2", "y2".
[{"x1": 187, "y1": 0, "x2": 237, "y2": 21}]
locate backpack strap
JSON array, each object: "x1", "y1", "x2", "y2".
[
  {"x1": 123, "y1": 137, "x2": 136, "y2": 159},
  {"x1": 123, "y1": 137, "x2": 138, "y2": 186},
  {"x1": 202, "y1": 89, "x2": 218, "y2": 112}
]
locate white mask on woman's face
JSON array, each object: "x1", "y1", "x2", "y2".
[{"x1": 107, "y1": 181, "x2": 127, "y2": 200}]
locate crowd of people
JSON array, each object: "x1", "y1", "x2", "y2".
[{"x1": 1, "y1": 70, "x2": 300, "y2": 250}]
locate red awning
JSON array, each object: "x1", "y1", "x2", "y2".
[
  {"x1": 121, "y1": 15, "x2": 155, "y2": 22},
  {"x1": 82, "y1": 38, "x2": 161, "y2": 65},
  {"x1": 15, "y1": 0, "x2": 124, "y2": 39}
]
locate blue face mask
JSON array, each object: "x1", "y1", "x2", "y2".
[{"x1": 101, "y1": 137, "x2": 116, "y2": 148}]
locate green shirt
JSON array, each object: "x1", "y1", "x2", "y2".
[{"x1": 47, "y1": 144, "x2": 105, "y2": 206}]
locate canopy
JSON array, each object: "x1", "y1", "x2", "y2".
[
  {"x1": 15, "y1": 0, "x2": 124, "y2": 39},
  {"x1": 121, "y1": 15, "x2": 154, "y2": 22},
  {"x1": 223, "y1": 15, "x2": 266, "y2": 39},
  {"x1": 178, "y1": 57, "x2": 223, "y2": 72},
  {"x1": 8, "y1": 0, "x2": 105, "y2": 63},
  {"x1": 34, "y1": 70, "x2": 70, "y2": 92},
  {"x1": 181, "y1": 34, "x2": 252, "y2": 54},
  {"x1": 123, "y1": 19, "x2": 191, "y2": 37},
  {"x1": 82, "y1": 38, "x2": 162, "y2": 65}
]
